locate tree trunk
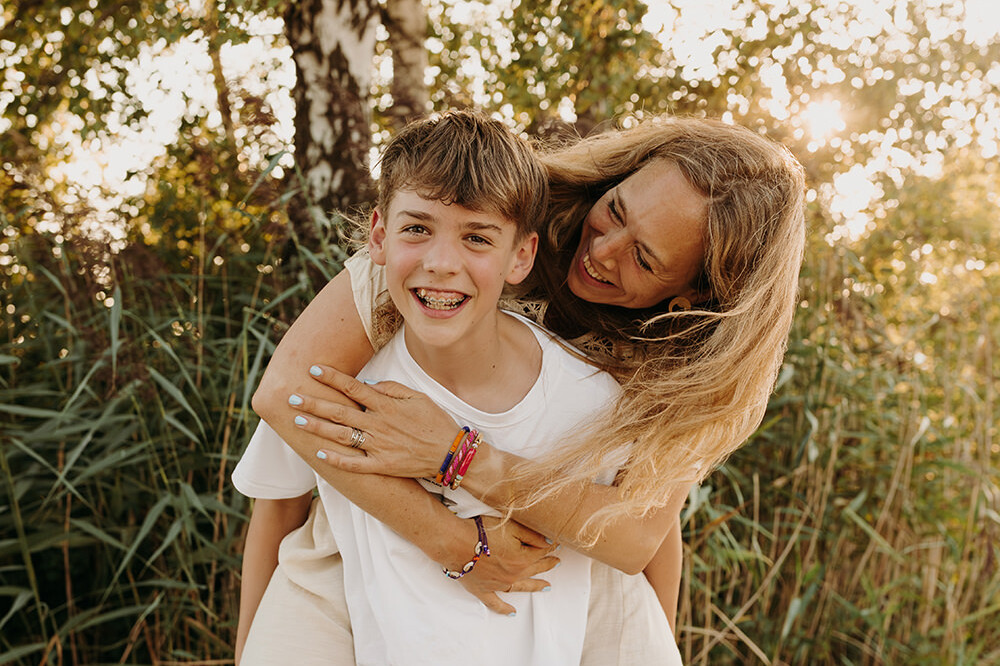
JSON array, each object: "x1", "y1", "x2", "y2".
[
  {"x1": 284, "y1": 0, "x2": 379, "y2": 236},
  {"x1": 383, "y1": 0, "x2": 429, "y2": 130}
]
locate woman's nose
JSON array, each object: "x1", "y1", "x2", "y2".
[{"x1": 590, "y1": 228, "x2": 629, "y2": 266}]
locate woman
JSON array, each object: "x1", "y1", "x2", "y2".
[{"x1": 246, "y1": 114, "x2": 805, "y2": 654}]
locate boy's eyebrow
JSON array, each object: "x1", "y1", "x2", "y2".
[
  {"x1": 397, "y1": 210, "x2": 505, "y2": 234},
  {"x1": 465, "y1": 221, "x2": 505, "y2": 234},
  {"x1": 398, "y1": 209, "x2": 434, "y2": 221}
]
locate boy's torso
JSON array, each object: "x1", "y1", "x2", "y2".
[{"x1": 320, "y1": 313, "x2": 621, "y2": 666}]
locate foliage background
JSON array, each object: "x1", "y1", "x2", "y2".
[{"x1": 2, "y1": 0, "x2": 998, "y2": 664}]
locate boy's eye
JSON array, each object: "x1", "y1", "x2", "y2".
[
  {"x1": 467, "y1": 234, "x2": 492, "y2": 245},
  {"x1": 402, "y1": 224, "x2": 428, "y2": 235}
]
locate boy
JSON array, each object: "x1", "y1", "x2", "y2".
[{"x1": 233, "y1": 111, "x2": 676, "y2": 664}]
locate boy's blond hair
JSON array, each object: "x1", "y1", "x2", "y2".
[{"x1": 376, "y1": 110, "x2": 548, "y2": 240}]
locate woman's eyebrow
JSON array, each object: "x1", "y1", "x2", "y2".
[{"x1": 617, "y1": 192, "x2": 667, "y2": 271}]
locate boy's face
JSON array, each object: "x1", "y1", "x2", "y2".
[{"x1": 368, "y1": 190, "x2": 537, "y2": 353}]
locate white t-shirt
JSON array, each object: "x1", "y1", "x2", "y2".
[{"x1": 234, "y1": 314, "x2": 622, "y2": 666}]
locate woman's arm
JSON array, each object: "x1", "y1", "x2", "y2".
[
  {"x1": 291, "y1": 367, "x2": 691, "y2": 574},
  {"x1": 249, "y1": 270, "x2": 558, "y2": 611},
  {"x1": 235, "y1": 493, "x2": 313, "y2": 665},
  {"x1": 465, "y1": 445, "x2": 689, "y2": 575},
  {"x1": 642, "y1": 514, "x2": 683, "y2": 633}
]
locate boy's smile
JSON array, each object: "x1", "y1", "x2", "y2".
[{"x1": 368, "y1": 190, "x2": 538, "y2": 364}]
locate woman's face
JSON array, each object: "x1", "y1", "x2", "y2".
[{"x1": 566, "y1": 159, "x2": 709, "y2": 309}]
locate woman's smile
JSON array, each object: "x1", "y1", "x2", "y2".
[{"x1": 581, "y1": 253, "x2": 613, "y2": 285}]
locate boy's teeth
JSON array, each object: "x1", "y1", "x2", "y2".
[{"x1": 416, "y1": 288, "x2": 465, "y2": 310}]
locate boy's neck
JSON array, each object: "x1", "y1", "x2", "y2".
[{"x1": 403, "y1": 311, "x2": 541, "y2": 414}]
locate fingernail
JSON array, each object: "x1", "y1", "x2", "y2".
[
  {"x1": 316, "y1": 450, "x2": 328, "y2": 460},
  {"x1": 542, "y1": 586, "x2": 551, "y2": 592},
  {"x1": 294, "y1": 415, "x2": 308, "y2": 426},
  {"x1": 553, "y1": 561, "x2": 561, "y2": 568},
  {"x1": 507, "y1": 612, "x2": 516, "y2": 618},
  {"x1": 544, "y1": 537, "x2": 553, "y2": 544},
  {"x1": 309, "y1": 365, "x2": 322, "y2": 377},
  {"x1": 288, "y1": 394, "x2": 303, "y2": 406}
]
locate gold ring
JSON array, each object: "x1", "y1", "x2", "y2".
[{"x1": 349, "y1": 428, "x2": 366, "y2": 449}]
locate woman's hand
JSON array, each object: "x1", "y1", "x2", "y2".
[
  {"x1": 455, "y1": 516, "x2": 560, "y2": 616},
  {"x1": 290, "y1": 365, "x2": 462, "y2": 478}
]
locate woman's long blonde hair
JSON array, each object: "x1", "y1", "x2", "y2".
[{"x1": 514, "y1": 115, "x2": 807, "y2": 533}]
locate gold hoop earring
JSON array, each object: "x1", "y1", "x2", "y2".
[{"x1": 668, "y1": 296, "x2": 691, "y2": 313}]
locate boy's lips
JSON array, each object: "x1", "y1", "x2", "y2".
[{"x1": 412, "y1": 287, "x2": 469, "y2": 311}]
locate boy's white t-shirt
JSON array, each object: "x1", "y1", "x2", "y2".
[{"x1": 234, "y1": 310, "x2": 622, "y2": 666}]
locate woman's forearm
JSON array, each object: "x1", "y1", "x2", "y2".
[
  {"x1": 250, "y1": 271, "x2": 474, "y2": 565},
  {"x1": 461, "y1": 444, "x2": 689, "y2": 575},
  {"x1": 643, "y1": 516, "x2": 683, "y2": 632},
  {"x1": 252, "y1": 270, "x2": 375, "y2": 433}
]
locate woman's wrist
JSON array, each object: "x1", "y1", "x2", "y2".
[{"x1": 450, "y1": 439, "x2": 513, "y2": 508}]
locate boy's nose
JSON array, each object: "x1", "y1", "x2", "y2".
[{"x1": 422, "y1": 238, "x2": 461, "y2": 274}]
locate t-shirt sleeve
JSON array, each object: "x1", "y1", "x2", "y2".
[
  {"x1": 232, "y1": 421, "x2": 316, "y2": 499},
  {"x1": 344, "y1": 250, "x2": 387, "y2": 347}
]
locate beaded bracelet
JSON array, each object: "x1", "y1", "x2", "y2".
[
  {"x1": 442, "y1": 428, "x2": 477, "y2": 487},
  {"x1": 442, "y1": 515, "x2": 491, "y2": 579},
  {"x1": 435, "y1": 427, "x2": 469, "y2": 485},
  {"x1": 448, "y1": 432, "x2": 481, "y2": 490}
]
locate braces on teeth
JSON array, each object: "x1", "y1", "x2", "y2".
[{"x1": 416, "y1": 288, "x2": 466, "y2": 309}]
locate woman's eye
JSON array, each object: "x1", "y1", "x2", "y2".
[
  {"x1": 635, "y1": 249, "x2": 653, "y2": 272},
  {"x1": 608, "y1": 197, "x2": 623, "y2": 225}
]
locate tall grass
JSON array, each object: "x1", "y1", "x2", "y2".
[
  {"x1": 678, "y1": 225, "x2": 1000, "y2": 664},
  {"x1": 2, "y1": 196, "x2": 997, "y2": 663},
  {"x1": 0, "y1": 195, "x2": 341, "y2": 663}
]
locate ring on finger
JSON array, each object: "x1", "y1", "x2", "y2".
[{"x1": 349, "y1": 427, "x2": 367, "y2": 449}]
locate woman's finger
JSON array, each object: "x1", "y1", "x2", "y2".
[
  {"x1": 314, "y1": 446, "x2": 384, "y2": 473},
  {"x1": 506, "y1": 577, "x2": 552, "y2": 593},
  {"x1": 307, "y1": 365, "x2": 382, "y2": 408},
  {"x1": 505, "y1": 523, "x2": 556, "y2": 551},
  {"x1": 460, "y1": 588, "x2": 516, "y2": 617},
  {"x1": 291, "y1": 393, "x2": 368, "y2": 431}
]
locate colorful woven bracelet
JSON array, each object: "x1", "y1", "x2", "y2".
[
  {"x1": 435, "y1": 427, "x2": 469, "y2": 485},
  {"x1": 442, "y1": 515, "x2": 490, "y2": 579},
  {"x1": 448, "y1": 432, "x2": 481, "y2": 490},
  {"x1": 442, "y1": 428, "x2": 477, "y2": 487}
]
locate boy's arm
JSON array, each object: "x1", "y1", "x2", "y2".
[
  {"x1": 235, "y1": 493, "x2": 313, "y2": 665},
  {"x1": 642, "y1": 513, "x2": 683, "y2": 633}
]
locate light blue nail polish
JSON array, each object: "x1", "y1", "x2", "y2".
[
  {"x1": 507, "y1": 612, "x2": 516, "y2": 618},
  {"x1": 361, "y1": 379, "x2": 376, "y2": 385},
  {"x1": 288, "y1": 394, "x2": 303, "y2": 406},
  {"x1": 544, "y1": 537, "x2": 553, "y2": 545},
  {"x1": 542, "y1": 586, "x2": 551, "y2": 592},
  {"x1": 316, "y1": 450, "x2": 328, "y2": 460},
  {"x1": 309, "y1": 365, "x2": 322, "y2": 377},
  {"x1": 294, "y1": 415, "x2": 308, "y2": 426}
]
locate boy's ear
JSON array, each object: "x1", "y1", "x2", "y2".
[
  {"x1": 505, "y1": 232, "x2": 538, "y2": 285},
  {"x1": 368, "y1": 209, "x2": 387, "y2": 265}
]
